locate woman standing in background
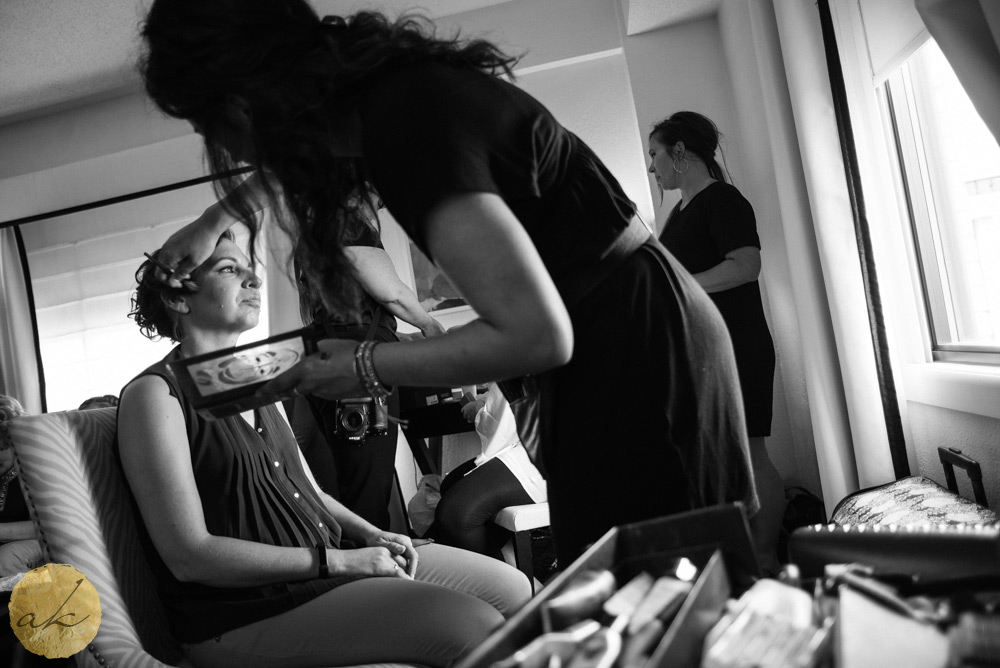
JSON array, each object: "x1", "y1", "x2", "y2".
[{"x1": 649, "y1": 111, "x2": 785, "y2": 574}]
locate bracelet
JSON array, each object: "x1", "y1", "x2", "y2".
[
  {"x1": 316, "y1": 543, "x2": 329, "y2": 578},
  {"x1": 353, "y1": 340, "x2": 393, "y2": 400}
]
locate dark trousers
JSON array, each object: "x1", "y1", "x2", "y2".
[{"x1": 430, "y1": 457, "x2": 533, "y2": 560}]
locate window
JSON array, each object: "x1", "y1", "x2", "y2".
[
  {"x1": 881, "y1": 39, "x2": 1000, "y2": 361},
  {"x1": 19, "y1": 181, "x2": 270, "y2": 412}
]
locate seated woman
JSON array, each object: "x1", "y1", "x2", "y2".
[
  {"x1": 431, "y1": 384, "x2": 547, "y2": 562},
  {"x1": 118, "y1": 231, "x2": 531, "y2": 668},
  {"x1": 0, "y1": 395, "x2": 44, "y2": 578}
]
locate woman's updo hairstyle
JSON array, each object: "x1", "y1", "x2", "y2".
[
  {"x1": 128, "y1": 230, "x2": 236, "y2": 342},
  {"x1": 650, "y1": 111, "x2": 727, "y2": 183}
]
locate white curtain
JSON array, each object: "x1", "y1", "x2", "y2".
[
  {"x1": 771, "y1": 1, "x2": 902, "y2": 508},
  {"x1": 916, "y1": 0, "x2": 1000, "y2": 145},
  {"x1": 0, "y1": 226, "x2": 43, "y2": 414}
]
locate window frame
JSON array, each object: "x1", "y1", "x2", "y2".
[{"x1": 879, "y1": 57, "x2": 1000, "y2": 365}]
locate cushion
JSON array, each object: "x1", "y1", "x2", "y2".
[{"x1": 7, "y1": 408, "x2": 188, "y2": 667}]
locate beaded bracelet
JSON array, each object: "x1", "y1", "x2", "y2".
[{"x1": 353, "y1": 340, "x2": 392, "y2": 400}]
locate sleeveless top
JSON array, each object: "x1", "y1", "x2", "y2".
[{"x1": 117, "y1": 349, "x2": 356, "y2": 643}]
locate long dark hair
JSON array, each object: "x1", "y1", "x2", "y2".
[
  {"x1": 649, "y1": 111, "x2": 728, "y2": 183},
  {"x1": 140, "y1": 0, "x2": 518, "y2": 316}
]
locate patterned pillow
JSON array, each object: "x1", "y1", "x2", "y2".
[
  {"x1": 7, "y1": 408, "x2": 188, "y2": 668},
  {"x1": 831, "y1": 475, "x2": 997, "y2": 527}
]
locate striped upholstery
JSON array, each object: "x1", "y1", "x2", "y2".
[{"x1": 7, "y1": 408, "x2": 188, "y2": 668}]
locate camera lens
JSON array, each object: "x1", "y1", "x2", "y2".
[{"x1": 343, "y1": 410, "x2": 365, "y2": 430}]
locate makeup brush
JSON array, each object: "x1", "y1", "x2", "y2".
[{"x1": 143, "y1": 252, "x2": 199, "y2": 291}]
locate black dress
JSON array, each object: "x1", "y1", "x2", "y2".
[
  {"x1": 305, "y1": 222, "x2": 401, "y2": 530},
  {"x1": 357, "y1": 61, "x2": 756, "y2": 563},
  {"x1": 659, "y1": 181, "x2": 776, "y2": 437}
]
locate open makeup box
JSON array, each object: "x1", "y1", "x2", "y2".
[{"x1": 455, "y1": 504, "x2": 760, "y2": 668}]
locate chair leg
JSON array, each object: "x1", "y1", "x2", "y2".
[{"x1": 511, "y1": 530, "x2": 535, "y2": 594}]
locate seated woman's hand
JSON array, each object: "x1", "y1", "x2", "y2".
[
  {"x1": 334, "y1": 547, "x2": 413, "y2": 579},
  {"x1": 366, "y1": 531, "x2": 418, "y2": 578}
]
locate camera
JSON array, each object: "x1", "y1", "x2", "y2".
[{"x1": 334, "y1": 396, "x2": 389, "y2": 444}]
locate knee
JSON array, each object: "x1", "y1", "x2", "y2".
[
  {"x1": 480, "y1": 561, "x2": 533, "y2": 618},
  {"x1": 441, "y1": 598, "x2": 505, "y2": 657},
  {"x1": 435, "y1": 495, "x2": 484, "y2": 539}
]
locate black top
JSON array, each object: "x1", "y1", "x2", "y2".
[
  {"x1": 658, "y1": 181, "x2": 762, "y2": 323},
  {"x1": 118, "y1": 351, "x2": 357, "y2": 643},
  {"x1": 356, "y1": 61, "x2": 756, "y2": 561},
  {"x1": 659, "y1": 181, "x2": 775, "y2": 436},
  {"x1": 312, "y1": 221, "x2": 397, "y2": 337},
  {"x1": 360, "y1": 61, "x2": 637, "y2": 297}
]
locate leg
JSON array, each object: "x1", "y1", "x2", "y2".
[
  {"x1": 185, "y1": 577, "x2": 504, "y2": 668},
  {"x1": 747, "y1": 436, "x2": 786, "y2": 575},
  {"x1": 433, "y1": 459, "x2": 533, "y2": 560},
  {"x1": 414, "y1": 542, "x2": 532, "y2": 618}
]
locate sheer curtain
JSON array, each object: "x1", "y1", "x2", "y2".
[
  {"x1": 0, "y1": 226, "x2": 43, "y2": 414},
  {"x1": 768, "y1": 0, "x2": 904, "y2": 508},
  {"x1": 916, "y1": 0, "x2": 1000, "y2": 145}
]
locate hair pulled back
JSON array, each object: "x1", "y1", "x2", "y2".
[
  {"x1": 140, "y1": 0, "x2": 519, "y2": 316},
  {"x1": 650, "y1": 111, "x2": 727, "y2": 183},
  {"x1": 128, "y1": 249, "x2": 190, "y2": 343}
]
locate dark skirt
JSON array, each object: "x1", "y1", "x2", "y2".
[{"x1": 522, "y1": 240, "x2": 755, "y2": 564}]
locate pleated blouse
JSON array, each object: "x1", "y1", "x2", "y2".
[{"x1": 118, "y1": 348, "x2": 355, "y2": 643}]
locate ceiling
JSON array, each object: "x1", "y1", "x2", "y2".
[{"x1": 0, "y1": 0, "x2": 717, "y2": 124}]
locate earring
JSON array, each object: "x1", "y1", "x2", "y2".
[{"x1": 672, "y1": 158, "x2": 689, "y2": 174}]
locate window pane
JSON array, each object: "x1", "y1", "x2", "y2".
[
  {"x1": 902, "y1": 41, "x2": 1000, "y2": 348},
  {"x1": 20, "y1": 182, "x2": 269, "y2": 411}
]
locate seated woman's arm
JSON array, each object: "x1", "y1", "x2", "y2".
[
  {"x1": 119, "y1": 376, "x2": 405, "y2": 587},
  {"x1": 0, "y1": 521, "x2": 35, "y2": 543}
]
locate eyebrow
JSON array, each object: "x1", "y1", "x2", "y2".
[{"x1": 198, "y1": 255, "x2": 248, "y2": 273}]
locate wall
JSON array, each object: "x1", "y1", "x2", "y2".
[{"x1": 908, "y1": 403, "x2": 1000, "y2": 509}]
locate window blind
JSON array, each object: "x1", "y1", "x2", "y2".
[{"x1": 20, "y1": 182, "x2": 269, "y2": 411}]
